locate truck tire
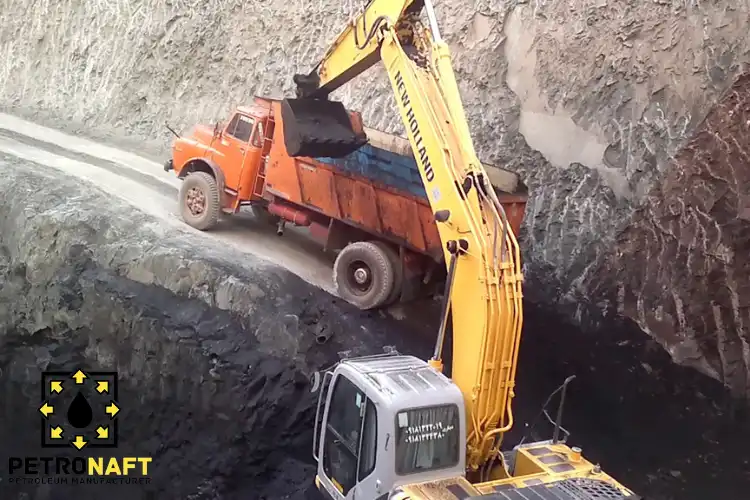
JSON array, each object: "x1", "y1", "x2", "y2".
[
  {"x1": 333, "y1": 241, "x2": 395, "y2": 310},
  {"x1": 372, "y1": 241, "x2": 403, "y2": 306},
  {"x1": 179, "y1": 171, "x2": 220, "y2": 231}
]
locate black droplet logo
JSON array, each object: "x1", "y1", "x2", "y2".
[{"x1": 67, "y1": 391, "x2": 93, "y2": 428}]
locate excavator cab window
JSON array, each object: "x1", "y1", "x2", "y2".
[
  {"x1": 225, "y1": 113, "x2": 255, "y2": 143},
  {"x1": 321, "y1": 374, "x2": 378, "y2": 497},
  {"x1": 358, "y1": 398, "x2": 377, "y2": 480},
  {"x1": 394, "y1": 404, "x2": 460, "y2": 475}
]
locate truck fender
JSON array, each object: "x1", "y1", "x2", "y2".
[{"x1": 178, "y1": 157, "x2": 226, "y2": 193}]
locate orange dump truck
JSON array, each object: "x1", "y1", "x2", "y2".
[{"x1": 164, "y1": 96, "x2": 528, "y2": 310}]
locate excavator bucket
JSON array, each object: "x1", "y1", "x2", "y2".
[{"x1": 280, "y1": 98, "x2": 368, "y2": 159}]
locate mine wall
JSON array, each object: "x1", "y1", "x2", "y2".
[
  {"x1": 0, "y1": 159, "x2": 429, "y2": 499},
  {"x1": 587, "y1": 74, "x2": 750, "y2": 399}
]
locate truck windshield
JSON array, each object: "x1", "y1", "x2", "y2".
[
  {"x1": 225, "y1": 113, "x2": 254, "y2": 142},
  {"x1": 394, "y1": 404, "x2": 460, "y2": 475}
]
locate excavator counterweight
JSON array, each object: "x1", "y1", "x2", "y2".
[{"x1": 280, "y1": 98, "x2": 368, "y2": 158}]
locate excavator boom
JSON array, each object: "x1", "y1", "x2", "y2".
[
  {"x1": 284, "y1": 0, "x2": 523, "y2": 472},
  {"x1": 287, "y1": 0, "x2": 636, "y2": 498},
  {"x1": 293, "y1": 0, "x2": 420, "y2": 98}
]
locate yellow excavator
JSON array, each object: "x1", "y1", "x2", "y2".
[{"x1": 278, "y1": 0, "x2": 641, "y2": 498}]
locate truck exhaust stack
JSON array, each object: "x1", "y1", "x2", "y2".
[{"x1": 280, "y1": 98, "x2": 368, "y2": 159}]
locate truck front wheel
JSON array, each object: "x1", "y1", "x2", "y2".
[
  {"x1": 179, "y1": 171, "x2": 221, "y2": 230},
  {"x1": 333, "y1": 241, "x2": 395, "y2": 310}
]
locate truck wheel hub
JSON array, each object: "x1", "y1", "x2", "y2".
[
  {"x1": 348, "y1": 262, "x2": 372, "y2": 292},
  {"x1": 186, "y1": 187, "x2": 206, "y2": 215},
  {"x1": 354, "y1": 267, "x2": 369, "y2": 284}
]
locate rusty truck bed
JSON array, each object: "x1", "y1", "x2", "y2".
[{"x1": 263, "y1": 108, "x2": 527, "y2": 260}]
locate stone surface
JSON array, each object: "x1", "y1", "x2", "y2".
[
  {"x1": 589, "y1": 75, "x2": 750, "y2": 397},
  {"x1": 1, "y1": 1, "x2": 749, "y2": 391}
]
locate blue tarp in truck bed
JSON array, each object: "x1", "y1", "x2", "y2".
[
  {"x1": 316, "y1": 142, "x2": 428, "y2": 200},
  {"x1": 316, "y1": 128, "x2": 522, "y2": 201}
]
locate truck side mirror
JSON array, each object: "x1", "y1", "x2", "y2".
[{"x1": 213, "y1": 121, "x2": 222, "y2": 137}]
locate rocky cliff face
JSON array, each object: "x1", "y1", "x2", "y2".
[
  {"x1": 589, "y1": 75, "x2": 750, "y2": 398},
  {"x1": 1, "y1": 1, "x2": 749, "y2": 394}
]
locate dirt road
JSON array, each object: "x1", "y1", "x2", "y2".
[{"x1": 0, "y1": 112, "x2": 338, "y2": 295}]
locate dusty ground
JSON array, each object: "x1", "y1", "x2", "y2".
[{"x1": 0, "y1": 113, "x2": 338, "y2": 295}]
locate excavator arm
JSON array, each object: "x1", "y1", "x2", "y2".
[{"x1": 282, "y1": 0, "x2": 524, "y2": 472}]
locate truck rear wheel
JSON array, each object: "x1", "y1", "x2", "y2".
[
  {"x1": 333, "y1": 241, "x2": 395, "y2": 310},
  {"x1": 371, "y1": 241, "x2": 403, "y2": 306},
  {"x1": 179, "y1": 171, "x2": 220, "y2": 230}
]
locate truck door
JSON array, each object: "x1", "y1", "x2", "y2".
[
  {"x1": 214, "y1": 113, "x2": 255, "y2": 191},
  {"x1": 317, "y1": 373, "x2": 380, "y2": 499}
]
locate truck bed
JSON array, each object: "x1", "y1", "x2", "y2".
[
  {"x1": 315, "y1": 126, "x2": 527, "y2": 241},
  {"x1": 319, "y1": 127, "x2": 523, "y2": 200},
  {"x1": 263, "y1": 114, "x2": 527, "y2": 260}
]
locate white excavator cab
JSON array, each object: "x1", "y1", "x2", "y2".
[{"x1": 311, "y1": 353, "x2": 466, "y2": 499}]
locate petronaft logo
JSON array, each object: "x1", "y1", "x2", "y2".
[
  {"x1": 7, "y1": 368, "x2": 152, "y2": 486},
  {"x1": 39, "y1": 369, "x2": 120, "y2": 450}
]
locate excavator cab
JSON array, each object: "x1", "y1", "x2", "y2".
[
  {"x1": 311, "y1": 353, "x2": 466, "y2": 499},
  {"x1": 280, "y1": 97, "x2": 369, "y2": 159}
]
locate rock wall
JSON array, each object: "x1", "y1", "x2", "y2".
[
  {"x1": 1, "y1": 1, "x2": 749, "y2": 393},
  {"x1": 589, "y1": 75, "x2": 750, "y2": 398},
  {"x1": 0, "y1": 155, "x2": 427, "y2": 499}
]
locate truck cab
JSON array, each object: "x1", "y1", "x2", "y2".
[
  {"x1": 208, "y1": 108, "x2": 267, "y2": 195},
  {"x1": 312, "y1": 354, "x2": 467, "y2": 499},
  {"x1": 167, "y1": 99, "x2": 275, "y2": 230}
]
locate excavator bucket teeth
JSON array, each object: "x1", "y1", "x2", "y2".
[{"x1": 281, "y1": 98, "x2": 368, "y2": 159}]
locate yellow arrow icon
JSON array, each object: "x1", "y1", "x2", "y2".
[
  {"x1": 72, "y1": 370, "x2": 87, "y2": 384},
  {"x1": 50, "y1": 427, "x2": 63, "y2": 439},
  {"x1": 96, "y1": 381, "x2": 109, "y2": 394},
  {"x1": 39, "y1": 403, "x2": 54, "y2": 418},
  {"x1": 105, "y1": 402, "x2": 120, "y2": 418},
  {"x1": 96, "y1": 426, "x2": 109, "y2": 439},
  {"x1": 50, "y1": 381, "x2": 63, "y2": 394},
  {"x1": 72, "y1": 436, "x2": 87, "y2": 450}
]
